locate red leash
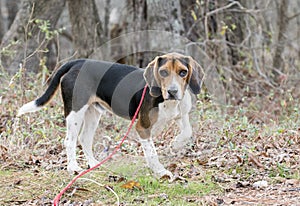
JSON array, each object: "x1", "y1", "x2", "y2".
[{"x1": 53, "y1": 85, "x2": 148, "y2": 206}]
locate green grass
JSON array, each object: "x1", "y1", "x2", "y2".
[{"x1": 0, "y1": 165, "x2": 221, "y2": 205}]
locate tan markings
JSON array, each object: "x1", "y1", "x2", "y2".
[
  {"x1": 156, "y1": 53, "x2": 191, "y2": 100},
  {"x1": 89, "y1": 95, "x2": 113, "y2": 113},
  {"x1": 136, "y1": 107, "x2": 159, "y2": 139}
]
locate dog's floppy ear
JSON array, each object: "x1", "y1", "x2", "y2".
[
  {"x1": 185, "y1": 56, "x2": 205, "y2": 94},
  {"x1": 144, "y1": 56, "x2": 165, "y2": 97}
]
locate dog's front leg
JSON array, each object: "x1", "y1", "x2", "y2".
[
  {"x1": 172, "y1": 91, "x2": 193, "y2": 151},
  {"x1": 136, "y1": 117, "x2": 173, "y2": 179},
  {"x1": 172, "y1": 113, "x2": 193, "y2": 151},
  {"x1": 139, "y1": 138, "x2": 173, "y2": 178}
]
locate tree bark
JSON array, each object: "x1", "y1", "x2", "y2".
[
  {"x1": 67, "y1": 0, "x2": 103, "y2": 58},
  {"x1": 124, "y1": 0, "x2": 148, "y2": 66},
  {"x1": 180, "y1": 0, "x2": 203, "y2": 42},
  {"x1": 6, "y1": 0, "x2": 20, "y2": 29},
  {"x1": 0, "y1": 1, "x2": 4, "y2": 43},
  {"x1": 142, "y1": 0, "x2": 185, "y2": 66},
  {"x1": 146, "y1": 0, "x2": 184, "y2": 35},
  {"x1": 109, "y1": 0, "x2": 185, "y2": 67},
  {"x1": 0, "y1": 0, "x2": 66, "y2": 73},
  {"x1": 223, "y1": 0, "x2": 246, "y2": 65},
  {"x1": 104, "y1": 0, "x2": 111, "y2": 39},
  {"x1": 272, "y1": 0, "x2": 289, "y2": 81}
]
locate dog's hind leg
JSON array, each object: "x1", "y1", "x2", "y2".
[
  {"x1": 65, "y1": 105, "x2": 88, "y2": 173},
  {"x1": 79, "y1": 104, "x2": 103, "y2": 168}
]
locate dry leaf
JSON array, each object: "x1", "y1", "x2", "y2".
[
  {"x1": 167, "y1": 163, "x2": 177, "y2": 172},
  {"x1": 120, "y1": 180, "x2": 142, "y2": 190},
  {"x1": 248, "y1": 152, "x2": 265, "y2": 169},
  {"x1": 286, "y1": 179, "x2": 300, "y2": 186},
  {"x1": 273, "y1": 176, "x2": 286, "y2": 183}
]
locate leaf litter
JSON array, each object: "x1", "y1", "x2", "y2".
[{"x1": 1, "y1": 74, "x2": 300, "y2": 205}]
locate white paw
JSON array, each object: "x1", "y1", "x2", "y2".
[
  {"x1": 171, "y1": 141, "x2": 185, "y2": 151},
  {"x1": 67, "y1": 163, "x2": 83, "y2": 174},
  {"x1": 156, "y1": 169, "x2": 174, "y2": 180},
  {"x1": 171, "y1": 136, "x2": 194, "y2": 151},
  {"x1": 87, "y1": 159, "x2": 100, "y2": 168}
]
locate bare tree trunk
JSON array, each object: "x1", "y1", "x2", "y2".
[
  {"x1": 110, "y1": 0, "x2": 185, "y2": 66},
  {"x1": 142, "y1": 0, "x2": 185, "y2": 66},
  {"x1": 125, "y1": 0, "x2": 148, "y2": 66},
  {"x1": 6, "y1": 0, "x2": 20, "y2": 29},
  {"x1": 104, "y1": 0, "x2": 111, "y2": 39},
  {"x1": 0, "y1": 1, "x2": 4, "y2": 42},
  {"x1": 298, "y1": 2, "x2": 300, "y2": 60},
  {"x1": 0, "y1": 0, "x2": 66, "y2": 73},
  {"x1": 223, "y1": 0, "x2": 246, "y2": 65},
  {"x1": 272, "y1": 0, "x2": 289, "y2": 81},
  {"x1": 67, "y1": 0, "x2": 103, "y2": 58},
  {"x1": 180, "y1": 0, "x2": 203, "y2": 42},
  {"x1": 109, "y1": 4, "x2": 126, "y2": 64},
  {"x1": 146, "y1": 0, "x2": 184, "y2": 35},
  {"x1": 203, "y1": 0, "x2": 240, "y2": 104}
]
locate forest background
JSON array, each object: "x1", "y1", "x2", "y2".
[{"x1": 0, "y1": 0, "x2": 300, "y2": 205}]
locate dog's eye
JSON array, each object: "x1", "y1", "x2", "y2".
[
  {"x1": 179, "y1": 70, "x2": 187, "y2": 77},
  {"x1": 159, "y1": 70, "x2": 169, "y2": 77}
]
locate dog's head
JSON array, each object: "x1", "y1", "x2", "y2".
[{"x1": 144, "y1": 53, "x2": 204, "y2": 100}]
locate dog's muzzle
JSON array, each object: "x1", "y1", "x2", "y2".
[
  {"x1": 165, "y1": 86, "x2": 182, "y2": 100},
  {"x1": 167, "y1": 89, "x2": 178, "y2": 100}
]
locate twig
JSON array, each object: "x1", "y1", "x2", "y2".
[
  {"x1": 244, "y1": 14, "x2": 275, "y2": 88},
  {"x1": 22, "y1": 2, "x2": 36, "y2": 69},
  {"x1": 205, "y1": 1, "x2": 245, "y2": 17},
  {"x1": 187, "y1": 1, "x2": 263, "y2": 38},
  {"x1": 55, "y1": 31, "x2": 60, "y2": 69},
  {"x1": 79, "y1": 177, "x2": 120, "y2": 205},
  {"x1": 287, "y1": 11, "x2": 300, "y2": 21}
]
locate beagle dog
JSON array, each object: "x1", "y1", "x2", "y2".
[{"x1": 18, "y1": 53, "x2": 204, "y2": 178}]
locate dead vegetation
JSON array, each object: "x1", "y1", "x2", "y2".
[{"x1": 0, "y1": 69, "x2": 300, "y2": 205}]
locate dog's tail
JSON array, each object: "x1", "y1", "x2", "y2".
[{"x1": 17, "y1": 60, "x2": 82, "y2": 116}]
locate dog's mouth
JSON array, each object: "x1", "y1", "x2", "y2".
[
  {"x1": 162, "y1": 88, "x2": 183, "y2": 101},
  {"x1": 162, "y1": 91, "x2": 182, "y2": 101},
  {"x1": 165, "y1": 94, "x2": 180, "y2": 101},
  {"x1": 166, "y1": 96, "x2": 177, "y2": 101}
]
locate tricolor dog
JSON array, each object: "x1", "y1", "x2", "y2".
[{"x1": 18, "y1": 53, "x2": 204, "y2": 178}]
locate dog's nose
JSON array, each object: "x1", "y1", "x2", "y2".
[{"x1": 168, "y1": 89, "x2": 178, "y2": 97}]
